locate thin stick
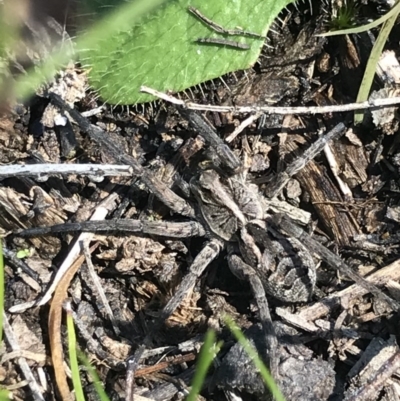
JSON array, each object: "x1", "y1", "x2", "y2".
[
  {"x1": 125, "y1": 357, "x2": 137, "y2": 401},
  {"x1": 196, "y1": 37, "x2": 250, "y2": 50},
  {"x1": 8, "y1": 193, "x2": 119, "y2": 313},
  {"x1": 82, "y1": 241, "x2": 120, "y2": 336},
  {"x1": 140, "y1": 86, "x2": 400, "y2": 115},
  {"x1": 345, "y1": 351, "x2": 400, "y2": 401},
  {"x1": 188, "y1": 6, "x2": 266, "y2": 39},
  {"x1": 296, "y1": 258, "x2": 400, "y2": 323},
  {"x1": 49, "y1": 253, "x2": 87, "y2": 401},
  {"x1": 225, "y1": 112, "x2": 263, "y2": 142},
  {"x1": 0, "y1": 164, "x2": 133, "y2": 179},
  {"x1": 2, "y1": 312, "x2": 46, "y2": 401},
  {"x1": 135, "y1": 353, "x2": 196, "y2": 377}
]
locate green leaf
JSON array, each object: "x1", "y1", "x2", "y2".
[
  {"x1": 16, "y1": 249, "x2": 31, "y2": 259},
  {"x1": 79, "y1": 0, "x2": 294, "y2": 105},
  {"x1": 12, "y1": 0, "x2": 168, "y2": 101}
]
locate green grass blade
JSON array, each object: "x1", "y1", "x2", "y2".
[
  {"x1": 224, "y1": 316, "x2": 286, "y2": 401},
  {"x1": 0, "y1": 239, "x2": 4, "y2": 345},
  {"x1": 319, "y1": 0, "x2": 400, "y2": 36},
  {"x1": 12, "y1": 0, "x2": 168, "y2": 101},
  {"x1": 354, "y1": 8, "x2": 399, "y2": 124},
  {"x1": 66, "y1": 304, "x2": 86, "y2": 401},
  {"x1": 186, "y1": 330, "x2": 222, "y2": 401},
  {"x1": 78, "y1": 352, "x2": 110, "y2": 401}
]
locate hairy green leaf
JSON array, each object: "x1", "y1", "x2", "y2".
[
  {"x1": 80, "y1": 0, "x2": 294, "y2": 104},
  {"x1": 12, "y1": 0, "x2": 167, "y2": 101}
]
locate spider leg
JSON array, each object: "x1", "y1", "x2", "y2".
[
  {"x1": 227, "y1": 247, "x2": 278, "y2": 377},
  {"x1": 15, "y1": 219, "x2": 205, "y2": 238},
  {"x1": 177, "y1": 107, "x2": 241, "y2": 173},
  {"x1": 264, "y1": 122, "x2": 346, "y2": 198},
  {"x1": 155, "y1": 238, "x2": 223, "y2": 324},
  {"x1": 128, "y1": 238, "x2": 223, "y2": 379},
  {"x1": 49, "y1": 93, "x2": 195, "y2": 218}
]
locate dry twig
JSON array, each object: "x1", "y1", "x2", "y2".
[{"x1": 141, "y1": 85, "x2": 400, "y2": 115}]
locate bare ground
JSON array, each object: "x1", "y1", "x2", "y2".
[{"x1": 1, "y1": 1, "x2": 400, "y2": 400}]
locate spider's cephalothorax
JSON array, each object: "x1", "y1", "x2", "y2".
[{"x1": 191, "y1": 169, "x2": 264, "y2": 240}]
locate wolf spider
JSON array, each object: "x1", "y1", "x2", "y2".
[{"x1": 17, "y1": 95, "x2": 399, "y2": 398}]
